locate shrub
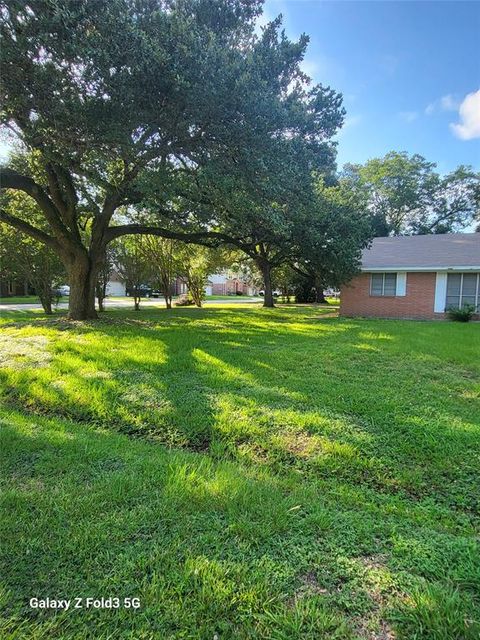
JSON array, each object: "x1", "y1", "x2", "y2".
[
  {"x1": 447, "y1": 304, "x2": 476, "y2": 322},
  {"x1": 175, "y1": 294, "x2": 195, "y2": 307}
]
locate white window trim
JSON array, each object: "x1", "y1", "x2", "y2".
[
  {"x1": 395, "y1": 272, "x2": 407, "y2": 296},
  {"x1": 434, "y1": 273, "x2": 448, "y2": 313}
]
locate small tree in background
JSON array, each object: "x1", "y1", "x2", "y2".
[
  {"x1": 0, "y1": 190, "x2": 66, "y2": 314},
  {"x1": 273, "y1": 263, "x2": 296, "y2": 303},
  {"x1": 176, "y1": 245, "x2": 227, "y2": 307},
  {"x1": 114, "y1": 238, "x2": 151, "y2": 311},
  {"x1": 140, "y1": 236, "x2": 179, "y2": 309},
  {"x1": 0, "y1": 223, "x2": 65, "y2": 314}
]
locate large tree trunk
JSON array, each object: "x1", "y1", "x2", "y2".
[
  {"x1": 258, "y1": 260, "x2": 274, "y2": 308},
  {"x1": 67, "y1": 255, "x2": 98, "y2": 320}
]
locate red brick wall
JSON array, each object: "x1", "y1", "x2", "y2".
[
  {"x1": 339, "y1": 272, "x2": 445, "y2": 319},
  {"x1": 212, "y1": 279, "x2": 248, "y2": 296}
]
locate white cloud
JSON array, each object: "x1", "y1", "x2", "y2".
[
  {"x1": 399, "y1": 111, "x2": 418, "y2": 123},
  {"x1": 425, "y1": 93, "x2": 461, "y2": 115},
  {"x1": 440, "y1": 94, "x2": 459, "y2": 111},
  {"x1": 450, "y1": 89, "x2": 480, "y2": 140}
]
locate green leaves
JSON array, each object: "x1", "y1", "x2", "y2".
[{"x1": 342, "y1": 152, "x2": 480, "y2": 236}]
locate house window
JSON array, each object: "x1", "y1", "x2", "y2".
[
  {"x1": 370, "y1": 273, "x2": 397, "y2": 296},
  {"x1": 446, "y1": 273, "x2": 480, "y2": 311}
]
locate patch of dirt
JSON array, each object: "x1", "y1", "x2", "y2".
[
  {"x1": 299, "y1": 571, "x2": 329, "y2": 595},
  {"x1": 358, "y1": 554, "x2": 389, "y2": 571},
  {"x1": 278, "y1": 431, "x2": 321, "y2": 458},
  {"x1": 354, "y1": 555, "x2": 396, "y2": 639},
  {"x1": 355, "y1": 618, "x2": 396, "y2": 640},
  {"x1": 287, "y1": 571, "x2": 329, "y2": 607}
]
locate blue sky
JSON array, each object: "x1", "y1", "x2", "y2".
[
  {"x1": 261, "y1": 0, "x2": 480, "y2": 173},
  {"x1": 1, "y1": 1, "x2": 478, "y2": 174}
]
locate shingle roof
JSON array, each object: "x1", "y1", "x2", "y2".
[{"x1": 361, "y1": 233, "x2": 480, "y2": 270}]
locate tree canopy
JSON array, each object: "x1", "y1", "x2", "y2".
[
  {"x1": 291, "y1": 176, "x2": 372, "y2": 299},
  {"x1": 0, "y1": 189, "x2": 65, "y2": 313},
  {"x1": 0, "y1": 0, "x2": 345, "y2": 318},
  {"x1": 343, "y1": 152, "x2": 480, "y2": 236}
]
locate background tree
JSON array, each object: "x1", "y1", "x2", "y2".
[
  {"x1": 113, "y1": 237, "x2": 151, "y2": 311},
  {"x1": 292, "y1": 177, "x2": 372, "y2": 301},
  {"x1": 0, "y1": 0, "x2": 344, "y2": 319},
  {"x1": 271, "y1": 263, "x2": 296, "y2": 303},
  {"x1": 343, "y1": 152, "x2": 480, "y2": 236},
  {"x1": 0, "y1": 223, "x2": 65, "y2": 314},
  {"x1": 176, "y1": 245, "x2": 227, "y2": 307},
  {"x1": 200, "y1": 137, "x2": 342, "y2": 308},
  {"x1": 0, "y1": 189, "x2": 65, "y2": 313},
  {"x1": 140, "y1": 236, "x2": 179, "y2": 309}
]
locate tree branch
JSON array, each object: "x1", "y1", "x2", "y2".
[
  {"x1": 0, "y1": 209, "x2": 59, "y2": 249},
  {"x1": 105, "y1": 224, "x2": 240, "y2": 248},
  {"x1": 0, "y1": 168, "x2": 70, "y2": 240}
]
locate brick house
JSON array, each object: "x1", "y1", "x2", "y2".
[
  {"x1": 340, "y1": 233, "x2": 480, "y2": 320},
  {"x1": 207, "y1": 272, "x2": 258, "y2": 296}
]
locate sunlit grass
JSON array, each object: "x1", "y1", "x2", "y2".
[{"x1": 0, "y1": 305, "x2": 479, "y2": 638}]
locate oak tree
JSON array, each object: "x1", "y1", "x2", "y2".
[{"x1": 1, "y1": 0, "x2": 344, "y2": 318}]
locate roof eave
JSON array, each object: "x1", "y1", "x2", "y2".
[{"x1": 361, "y1": 266, "x2": 480, "y2": 272}]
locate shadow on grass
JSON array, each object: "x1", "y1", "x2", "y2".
[
  {"x1": 0, "y1": 306, "x2": 479, "y2": 513},
  {"x1": 1, "y1": 409, "x2": 479, "y2": 639}
]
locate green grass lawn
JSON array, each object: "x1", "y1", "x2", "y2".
[
  {"x1": 0, "y1": 305, "x2": 479, "y2": 639},
  {"x1": 0, "y1": 296, "x2": 41, "y2": 305},
  {"x1": 0, "y1": 296, "x2": 70, "y2": 306}
]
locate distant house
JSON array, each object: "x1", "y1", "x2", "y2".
[
  {"x1": 207, "y1": 272, "x2": 258, "y2": 296},
  {"x1": 105, "y1": 271, "x2": 126, "y2": 297},
  {"x1": 0, "y1": 277, "x2": 29, "y2": 298},
  {"x1": 340, "y1": 233, "x2": 480, "y2": 320}
]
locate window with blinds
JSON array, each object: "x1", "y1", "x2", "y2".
[
  {"x1": 370, "y1": 273, "x2": 397, "y2": 296},
  {"x1": 446, "y1": 273, "x2": 480, "y2": 311}
]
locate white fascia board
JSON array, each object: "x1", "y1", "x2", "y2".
[{"x1": 361, "y1": 266, "x2": 480, "y2": 272}]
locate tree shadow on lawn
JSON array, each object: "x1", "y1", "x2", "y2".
[
  {"x1": 1, "y1": 410, "x2": 479, "y2": 639},
  {"x1": 0, "y1": 307, "x2": 479, "y2": 513}
]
